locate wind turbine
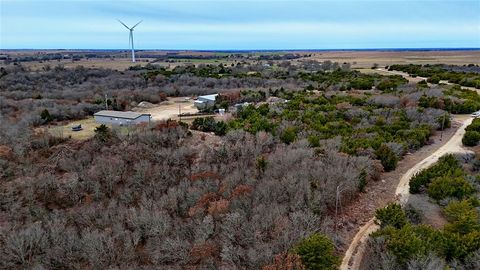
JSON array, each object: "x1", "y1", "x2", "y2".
[{"x1": 118, "y1": 19, "x2": 142, "y2": 62}]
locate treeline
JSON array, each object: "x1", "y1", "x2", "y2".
[
  {"x1": 389, "y1": 64, "x2": 480, "y2": 89},
  {"x1": 298, "y1": 69, "x2": 407, "y2": 91},
  {"x1": 0, "y1": 60, "x2": 412, "y2": 128},
  {"x1": 418, "y1": 85, "x2": 480, "y2": 114},
  {"x1": 193, "y1": 90, "x2": 448, "y2": 172},
  {"x1": 2, "y1": 51, "x2": 120, "y2": 64}
]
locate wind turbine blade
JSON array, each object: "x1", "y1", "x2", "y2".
[
  {"x1": 117, "y1": 19, "x2": 130, "y2": 30},
  {"x1": 131, "y1": 20, "x2": 143, "y2": 29}
]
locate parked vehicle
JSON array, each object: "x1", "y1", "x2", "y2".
[{"x1": 71, "y1": 124, "x2": 82, "y2": 131}]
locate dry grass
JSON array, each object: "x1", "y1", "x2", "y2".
[
  {"x1": 355, "y1": 68, "x2": 395, "y2": 76},
  {"x1": 45, "y1": 97, "x2": 201, "y2": 140},
  {"x1": 4, "y1": 50, "x2": 479, "y2": 71},
  {"x1": 5, "y1": 50, "x2": 480, "y2": 70},
  {"x1": 305, "y1": 50, "x2": 480, "y2": 68},
  {"x1": 47, "y1": 118, "x2": 99, "y2": 140},
  {"x1": 14, "y1": 58, "x2": 154, "y2": 71}
]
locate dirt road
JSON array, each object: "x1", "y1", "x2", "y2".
[
  {"x1": 340, "y1": 115, "x2": 473, "y2": 270},
  {"x1": 377, "y1": 68, "x2": 480, "y2": 93},
  {"x1": 376, "y1": 68, "x2": 427, "y2": 84},
  {"x1": 135, "y1": 97, "x2": 199, "y2": 121}
]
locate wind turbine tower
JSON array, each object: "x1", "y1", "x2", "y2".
[{"x1": 118, "y1": 19, "x2": 142, "y2": 62}]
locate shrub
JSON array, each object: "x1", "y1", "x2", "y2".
[
  {"x1": 377, "y1": 224, "x2": 441, "y2": 263},
  {"x1": 443, "y1": 200, "x2": 480, "y2": 235},
  {"x1": 417, "y1": 80, "x2": 428, "y2": 88},
  {"x1": 40, "y1": 108, "x2": 53, "y2": 123},
  {"x1": 214, "y1": 121, "x2": 227, "y2": 136},
  {"x1": 358, "y1": 169, "x2": 367, "y2": 192},
  {"x1": 409, "y1": 154, "x2": 461, "y2": 193},
  {"x1": 280, "y1": 127, "x2": 297, "y2": 145},
  {"x1": 191, "y1": 117, "x2": 227, "y2": 136},
  {"x1": 427, "y1": 176, "x2": 475, "y2": 200},
  {"x1": 466, "y1": 118, "x2": 480, "y2": 132},
  {"x1": 437, "y1": 113, "x2": 451, "y2": 130},
  {"x1": 192, "y1": 117, "x2": 216, "y2": 132},
  {"x1": 256, "y1": 156, "x2": 267, "y2": 173},
  {"x1": 307, "y1": 135, "x2": 320, "y2": 147},
  {"x1": 463, "y1": 130, "x2": 480, "y2": 146},
  {"x1": 375, "y1": 144, "x2": 398, "y2": 171},
  {"x1": 375, "y1": 203, "x2": 407, "y2": 229},
  {"x1": 428, "y1": 75, "x2": 440, "y2": 84},
  {"x1": 94, "y1": 124, "x2": 111, "y2": 142},
  {"x1": 292, "y1": 233, "x2": 340, "y2": 270}
]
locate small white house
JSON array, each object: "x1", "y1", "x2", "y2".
[
  {"x1": 94, "y1": 110, "x2": 151, "y2": 125},
  {"x1": 194, "y1": 94, "x2": 218, "y2": 110}
]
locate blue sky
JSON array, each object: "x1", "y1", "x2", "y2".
[{"x1": 1, "y1": 0, "x2": 479, "y2": 50}]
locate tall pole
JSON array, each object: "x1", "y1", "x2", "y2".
[
  {"x1": 105, "y1": 94, "x2": 108, "y2": 110},
  {"x1": 334, "y1": 184, "x2": 344, "y2": 235},
  {"x1": 440, "y1": 113, "x2": 445, "y2": 141},
  {"x1": 179, "y1": 104, "x2": 182, "y2": 121},
  {"x1": 130, "y1": 30, "x2": 135, "y2": 63}
]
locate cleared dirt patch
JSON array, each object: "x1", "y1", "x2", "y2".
[{"x1": 134, "y1": 97, "x2": 199, "y2": 121}]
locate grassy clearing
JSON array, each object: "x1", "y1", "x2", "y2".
[
  {"x1": 47, "y1": 118, "x2": 98, "y2": 140},
  {"x1": 46, "y1": 117, "x2": 153, "y2": 140},
  {"x1": 355, "y1": 68, "x2": 394, "y2": 76}
]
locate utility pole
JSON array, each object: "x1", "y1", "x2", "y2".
[
  {"x1": 440, "y1": 112, "x2": 446, "y2": 141},
  {"x1": 179, "y1": 104, "x2": 182, "y2": 121},
  {"x1": 105, "y1": 94, "x2": 108, "y2": 110},
  {"x1": 334, "y1": 183, "x2": 344, "y2": 235}
]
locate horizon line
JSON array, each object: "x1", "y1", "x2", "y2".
[{"x1": 2, "y1": 47, "x2": 480, "y2": 52}]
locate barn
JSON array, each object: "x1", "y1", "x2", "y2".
[
  {"x1": 194, "y1": 94, "x2": 218, "y2": 110},
  {"x1": 94, "y1": 110, "x2": 151, "y2": 125}
]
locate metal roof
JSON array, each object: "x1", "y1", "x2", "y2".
[
  {"x1": 94, "y1": 110, "x2": 151, "y2": 120},
  {"x1": 198, "y1": 94, "x2": 218, "y2": 101}
]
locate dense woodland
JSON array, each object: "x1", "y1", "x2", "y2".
[{"x1": 1, "y1": 59, "x2": 480, "y2": 269}]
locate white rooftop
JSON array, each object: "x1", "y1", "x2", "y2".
[
  {"x1": 198, "y1": 94, "x2": 218, "y2": 101},
  {"x1": 94, "y1": 110, "x2": 150, "y2": 120}
]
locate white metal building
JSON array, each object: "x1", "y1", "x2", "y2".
[
  {"x1": 194, "y1": 94, "x2": 218, "y2": 109},
  {"x1": 94, "y1": 110, "x2": 151, "y2": 125}
]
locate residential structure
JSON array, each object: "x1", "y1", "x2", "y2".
[{"x1": 94, "y1": 110, "x2": 151, "y2": 125}]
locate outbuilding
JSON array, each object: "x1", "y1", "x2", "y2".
[
  {"x1": 194, "y1": 94, "x2": 218, "y2": 110},
  {"x1": 94, "y1": 110, "x2": 151, "y2": 125}
]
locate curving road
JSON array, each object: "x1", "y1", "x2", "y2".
[
  {"x1": 340, "y1": 115, "x2": 473, "y2": 270},
  {"x1": 377, "y1": 68, "x2": 480, "y2": 93}
]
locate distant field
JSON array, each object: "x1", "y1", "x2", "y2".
[
  {"x1": 306, "y1": 50, "x2": 480, "y2": 68},
  {"x1": 1, "y1": 57, "x2": 231, "y2": 70},
  {"x1": 9, "y1": 58, "x2": 155, "y2": 71},
  {"x1": 2, "y1": 49, "x2": 479, "y2": 71}
]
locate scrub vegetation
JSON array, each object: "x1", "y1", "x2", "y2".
[
  {"x1": 364, "y1": 154, "x2": 480, "y2": 269},
  {"x1": 389, "y1": 64, "x2": 480, "y2": 89},
  {"x1": 0, "y1": 58, "x2": 478, "y2": 269},
  {"x1": 463, "y1": 118, "x2": 480, "y2": 146}
]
